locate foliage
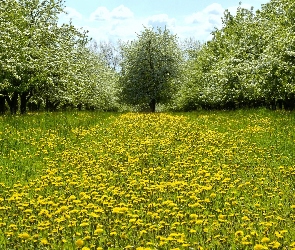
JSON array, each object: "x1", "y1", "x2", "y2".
[
  {"x1": 1, "y1": 110, "x2": 295, "y2": 248},
  {"x1": 0, "y1": 0, "x2": 118, "y2": 114},
  {"x1": 177, "y1": 0, "x2": 295, "y2": 111},
  {"x1": 119, "y1": 27, "x2": 183, "y2": 112}
]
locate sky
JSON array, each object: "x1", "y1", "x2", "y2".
[{"x1": 59, "y1": 0, "x2": 270, "y2": 43}]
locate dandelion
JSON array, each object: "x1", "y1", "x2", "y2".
[
  {"x1": 40, "y1": 238, "x2": 49, "y2": 245},
  {"x1": 261, "y1": 237, "x2": 270, "y2": 243},
  {"x1": 269, "y1": 241, "x2": 281, "y2": 249},
  {"x1": 274, "y1": 231, "x2": 283, "y2": 239},
  {"x1": 241, "y1": 216, "x2": 250, "y2": 221},
  {"x1": 75, "y1": 239, "x2": 84, "y2": 247},
  {"x1": 18, "y1": 232, "x2": 30, "y2": 240},
  {"x1": 80, "y1": 222, "x2": 89, "y2": 227},
  {"x1": 254, "y1": 244, "x2": 268, "y2": 250},
  {"x1": 94, "y1": 228, "x2": 103, "y2": 235},
  {"x1": 235, "y1": 231, "x2": 244, "y2": 237}
]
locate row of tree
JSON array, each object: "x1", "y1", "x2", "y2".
[
  {"x1": 0, "y1": 0, "x2": 118, "y2": 114},
  {"x1": 177, "y1": 0, "x2": 295, "y2": 110},
  {"x1": 1, "y1": 0, "x2": 295, "y2": 114}
]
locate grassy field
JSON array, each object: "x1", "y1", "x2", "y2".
[{"x1": 0, "y1": 109, "x2": 295, "y2": 249}]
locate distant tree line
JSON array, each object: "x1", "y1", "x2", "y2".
[
  {"x1": 0, "y1": 0, "x2": 118, "y2": 114},
  {"x1": 177, "y1": 0, "x2": 295, "y2": 111},
  {"x1": 1, "y1": 0, "x2": 295, "y2": 114}
]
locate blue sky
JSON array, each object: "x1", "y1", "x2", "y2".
[{"x1": 60, "y1": 0, "x2": 269, "y2": 42}]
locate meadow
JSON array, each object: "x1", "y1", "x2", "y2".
[{"x1": 0, "y1": 110, "x2": 295, "y2": 250}]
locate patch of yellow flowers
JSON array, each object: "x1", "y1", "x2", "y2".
[{"x1": 0, "y1": 112, "x2": 295, "y2": 249}]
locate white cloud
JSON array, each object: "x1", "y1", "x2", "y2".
[
  {"x1": 90, "y1": 5, "x2": 133, "y2": 22},
  {"x1": 62, "y1": 3, "x2": 257, "y2": 43},
  {"x1": 90, "y1": 7, "x2": 110, "y2": 21},
  {"x1": 182, "y1": 3, "x2": 255, "y2": 41},
  {"x1": 112, "y1": 5, "x2": 134, "y2": 20},
  {"x1": 64, "y1": 7, "x2": 83, "y2": 21},
  {"x1": 185, "y1": 3, "x2": 224, "y2": 29},
  {"x1": 146, "y1": 14, "x2": 176, "y2": 30}
]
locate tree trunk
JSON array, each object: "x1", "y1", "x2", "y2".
[
  {"x1": 45, "y1": 98, "x2": 60, "y2": 111},
  {"x1": 6, "y1": 92, "x2": 19, "y2": 114},
  {"x1": 20, "y1": 91, "x2": 29, "y2": 114},
  {"x1": 149, "y1": 98, "x2": 156, "y2": 112},
  {"x1": 0, "y1": 94, "x2": 6, "y2": 114}
]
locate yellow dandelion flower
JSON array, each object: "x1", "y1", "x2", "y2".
[
  {"x1": 190, "y1": 214, "x2": 198, "y2": 219},
  {"x1": 40, "y1": 238, "x2": 49, "y2": 245},
  {"x1": 18, "y1": 232, "x2": 30, "y2": 240},
  {"x1": 254, "y1": 244, "x2": 268, "y2": 250},
  {"x1": 75, "y1": 239, "x2": 84, "y2": 247},
  {"x1": 242, "y1": 216, "x2": 250, "y2": 221},
  {"x1": 210, "y1": 193, "x2": 216, "y2": 198},
  {"x1": 269, "y1": 241, "x2": 281, "y2": 249},
  {"x1": 80, "y1": 222, "x2": 89, "y2": 227},
  {"x1": 274, "y1": 231, "x2": 283, "y2": 239},
  {"x1": 82, "y1": 247, "x2": 90, "y2": 250},
  {"x1": 235, "y1": 230, "x2": 244, "y2": 237},
  {"x1": 94, "y1": 228, "x2": 104, "y2": 235},
  {"x1": 261, "y1": 237, "x2": 270, "y2": 243}
]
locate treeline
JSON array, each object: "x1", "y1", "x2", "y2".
[
  {"x1": 177, "y1": 0, "x2": 295, "y2": 111},
  {"x1": 0, "y1": 0, "x2": 118, "y2": 114},
  {"x1": 1, "y1": 0, "x2": 295, "y2": 114}
]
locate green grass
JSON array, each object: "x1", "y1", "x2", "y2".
[
  {"x1": 0, "y1": 111, "x2": 116, "y2": 185},
  {"x1": 0, "y1": 109, "x2": 294, "y2": 249}
]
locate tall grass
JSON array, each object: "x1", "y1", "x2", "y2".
[{"x1": 0, "y1": 109, "x2": 294, "y2": 249}]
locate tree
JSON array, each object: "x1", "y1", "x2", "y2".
[
  {"x1": 0, "y1": 0, "x2": 119, "y2": 114},
  {"x1": 90, "y1": 40, "x2": 121, "y2": 71},
  {"x1": 0, "y1": 0, "x2": 71, "y2": 114},
  {"x1": 119, "y1": 27, "x2": 183, "y2": 112}
]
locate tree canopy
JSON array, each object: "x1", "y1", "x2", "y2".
[
  {"x1": 119, "y1": 27, "x2": 183, "y2": 112},
  {"x1": 0, "y1": 0, "x2": 118, "y2": 114},
  {"x1": 177, "y1": 0, "x2": 295, "y2": 111}
]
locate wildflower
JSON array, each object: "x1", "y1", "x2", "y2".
[
  {"x1": 94, "y1": 228, "x2": 104, "y2": 235},
  {"x1": 242, "y1": 216, "x2": 250, "y2": 221},
  {"x1": 18, "y1": 232, "x2": 30, "y2": 240},
  {"x1": 261, "y1": 237, "x2": 270, "y2": 243},
  {"x1": 254, "y1": 244, "x2": 268, "y2": 250},
  {"x1": 40, "y1": 238, "x2": 49, "y2": 245},
  {"x1": 269, "y1": 241, "x2": 281, "y2": 249},
  {"x1": 274, "y1": 231, "x2": 283, "y2": 239},
  {"x1": 75, "y1": 239, "x2": 84, "y2": 247},
  {"x1": 80, "y1": 222, "x2": 89, "y2": 227},
  {"x1": 235, "y1": 231, "x2": 244, "y2": 237}
]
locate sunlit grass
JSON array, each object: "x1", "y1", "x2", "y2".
[{"x1": 0, "y1": 109, "x2": 294, "y2": 249}]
